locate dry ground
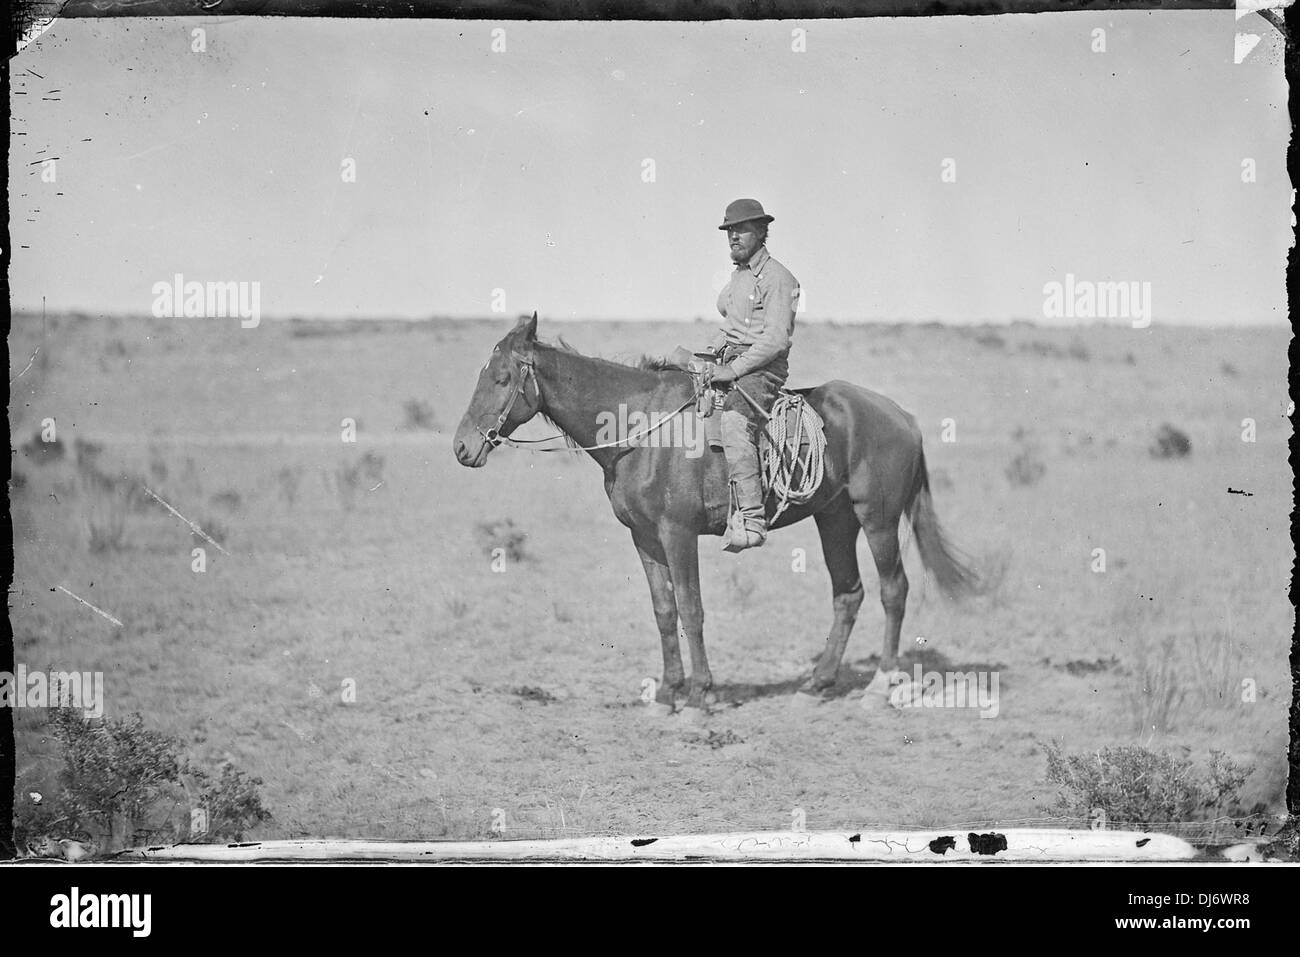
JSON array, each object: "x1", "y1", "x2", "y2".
[{"x1": 7, "y1": 313, "x2": 1293, "y2": 841}]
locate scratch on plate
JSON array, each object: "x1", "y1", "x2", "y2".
[
  {"x1": 144, "y1": 485, "x2": 231, "y2": 555},
  {"x1": 10, "y1": 346, "x2": 39, "y2": 384},
  {"x1": 54, "y1": 585, "x2": 123, "y2": 628}
]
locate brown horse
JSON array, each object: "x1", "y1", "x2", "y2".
[{"x1": 454, "y1": 314, "x2": 977, "y2": 716}]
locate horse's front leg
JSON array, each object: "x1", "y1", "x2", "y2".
[
  {"x1": 660, "y1": 526, "x2": 713, "y2": 716},
  {"x1": 632, "y1": 527, "x2": 685, "y2": 714}
]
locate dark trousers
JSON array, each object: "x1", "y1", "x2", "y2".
[
  {"x1": 720, "y1": 344, "x2": 788, "y2": 427},
  {"x1": 718, "y1": 345, "x2": 788, "y2": 506}
]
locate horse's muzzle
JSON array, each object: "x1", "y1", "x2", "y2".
[{"x1": 453, "y1": 434, "x2": 490, "y2": 468}]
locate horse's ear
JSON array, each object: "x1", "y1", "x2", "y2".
[{"x1": 516, "y1": 311, "x2": 538, "y2": 340}]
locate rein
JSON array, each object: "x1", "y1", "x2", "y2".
[
  {"x1": 476, "y1": 348, "x2": 825, "y2": 516},
  {"x1": 476, "y1": 351, "x2": 697, "y2": 454}
]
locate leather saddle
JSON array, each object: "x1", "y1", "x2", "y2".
[{"x1": 660, "y1": 347, "x2": 826, "y2": 530}]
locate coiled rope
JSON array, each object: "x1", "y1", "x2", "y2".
[{"x1": 744, "y1": 390, "x2": 827, "y2": 523}]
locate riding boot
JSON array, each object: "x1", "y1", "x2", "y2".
[
  {"x1": 723, "y1": 473, "x2": 768, "y2": 552},
  {"x1": 720, "y1": 409, "x2": 768, "y2": 551}
]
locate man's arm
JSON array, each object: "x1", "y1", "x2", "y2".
[
  {"x1": 705, "y1": 284, "x2": 730, "y2": 354},
  {"x1": 728, "y1": 271, "x2": 799, "y2": 377}
]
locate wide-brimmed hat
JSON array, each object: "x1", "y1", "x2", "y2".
[{"x1": 718, "y1": 198, "x2": 775, "y2": 230}]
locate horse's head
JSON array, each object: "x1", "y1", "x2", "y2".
[{"x1": 454, "y1": 312, "x2": 543, "y2": 467}]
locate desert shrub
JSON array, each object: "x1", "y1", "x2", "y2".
[
  {"x1": 19, "y1": 429, "x2": 64, "y2": 465},
  {"x1": 1019, "y1": 340, "x2": 1062, "y2": 359},
  {"x1": 182, "y1": 761, "x2": 273, "y2": 842},
  {"x1": 74, "y1": 437, "x2": 104, "y2": 472},
  {"x1": 359, "y1": 450, "x2": 385, "y2": 484},
  {"x1": 87, "y1": 506, "x2": 128, "y2": 554},
  {"x1": 1124, "y1": 633, "x2": 1187, "y2": 734},
  {"x1": 476, "y1": 518, "x2": 528, "y2": 562},
  {"x1": 333, "y1": 451, "x2": 385, "y2": 510},
  {"x1": 75, "y1": 439, "x2": 152, "y2": 515},
  {"x1": 1122, "y1": 627, "x2": 1266, "y2": 751},
  {"x1": 401, "y1": 398, "x2": 440, "y2": 431},
  {"x1": 47, "y1": 709, "x2": 180, "y2": 849},
  {"x1": 16, "y1": 709, "x2": 271, "y2": 855},
  {"x1": 13, "y1": 791, "x2": 86, "y2": 857},
  {"x1": 1005, "y1": 447, "x2": 1046, "y2": 486},
  {"x1": 81, "y1": 471, "x2": 137, "y2": 554},
  {"x1": 1149, "y1": 423, "x2": 1191, "y2": 459},
  {"x1": 210, "y1": 489, "x2": 242, "y2": 511},
  {"x1": 1185, "y1": 628, "x2": 1247, "y2": 709},
  {"x1": 1260, "y1": 818, "x2": 1300, "y2": 860},
  {"x1": 1044, "y1": 742, "x2": 1250, "y2": 831},
  {"x1": 181, "y1": 456, "x2": 202, "y2": 490},
  {"x1": 148, "y1": 449, "x2": 169, "y2": 484},
  {"x1": 972, "y1": 330, "x2": 1006, "y2": 350},
  {"x1": 1066, "y1": 339, "x2": 1091, "y2": 362},
  {"x1": 191, "y1": 515, "x2": 228, "y2": 548},
  {"x1": 1059, "y1": 431, "x2": 1096, "y2": 457},
  {"x1": 276, "y1": 465, "x2": 304, "y2": 506}
]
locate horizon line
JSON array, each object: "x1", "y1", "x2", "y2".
[{"x1": 6, "y1": 311, "x2": 1290, "y2": 330}]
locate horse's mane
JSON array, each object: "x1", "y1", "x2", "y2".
[
  {"x1": 533, "y1": 337, "x2": 664, "y2": 449},
  {"x1": 537, "y1": 413, "x2": 581, "y2": 451},
  {"x1": 545, "y1": 335, "x2": 658, "y2": 372}
]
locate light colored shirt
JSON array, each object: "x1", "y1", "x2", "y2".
[{"x1": 708, "y1": 246, "x2": 800, "y2": 377}]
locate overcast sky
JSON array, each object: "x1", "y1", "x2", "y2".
[{"x1": 9, "y1": 12, "x2": 1290, "y2": 324}]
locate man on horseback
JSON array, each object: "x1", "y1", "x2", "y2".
[
  {"x1": 457, "y1": 262, "x2": 976, "y2": 713},
  {"x1": 703, "y1": 198, "x2": 801, "y2": 552}
]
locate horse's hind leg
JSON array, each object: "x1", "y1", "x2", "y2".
[
  {"x1": 806, "y1": 496, "x2": 866, "y2": 693},
  {"x1": 632, "y1": 527, "x2": 686, "y2": 713},
  {"x1": 857, "y1": 507, "x2": 909, "y2": 707}
]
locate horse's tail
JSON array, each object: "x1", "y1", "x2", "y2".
[{"x1": 908, "y1": 446, "x2": 980, "y2": 600}]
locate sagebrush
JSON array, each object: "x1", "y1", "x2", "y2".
[
  {"x1": 1043, "y1": 742, "x2": 1249, "y2": 833},
  {"x1": 14, "y1": 709, "x2": 272, "y2": 856}
]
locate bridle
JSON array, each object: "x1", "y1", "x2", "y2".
[{"x1": 475, "y1": 349, "x2": 541, "y2": 449}]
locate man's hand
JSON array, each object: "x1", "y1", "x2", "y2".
[{"x1": 707, "y1": 364, "x2": 738, "y2": 386}]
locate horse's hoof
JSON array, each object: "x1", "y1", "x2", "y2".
[
  {"x1": 676, "y1": 706, "x2": 710, "y2": 725},
  {"x1": 859, "y1": 690, "x2": 894, "y2": 711},
  {"x1": 804, "y1": 674, "x2": 837, "y2": 694},
  {"x1": 789, "y1": 691, "x2": 824, "y2": 710},
  {"x1": 642, "y1": 701, "x2": 676, "y2": 719}
]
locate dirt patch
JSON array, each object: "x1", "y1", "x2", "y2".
[
  {"x1": 509, "y1": 686, "x2": 559, "y2": 705},
  {"x1": 1044, "y1": 655, "x2": 1124, "y2": 677},
  {"x1": 688, "y1": 729, "x2": 745, "y2": 750}
]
